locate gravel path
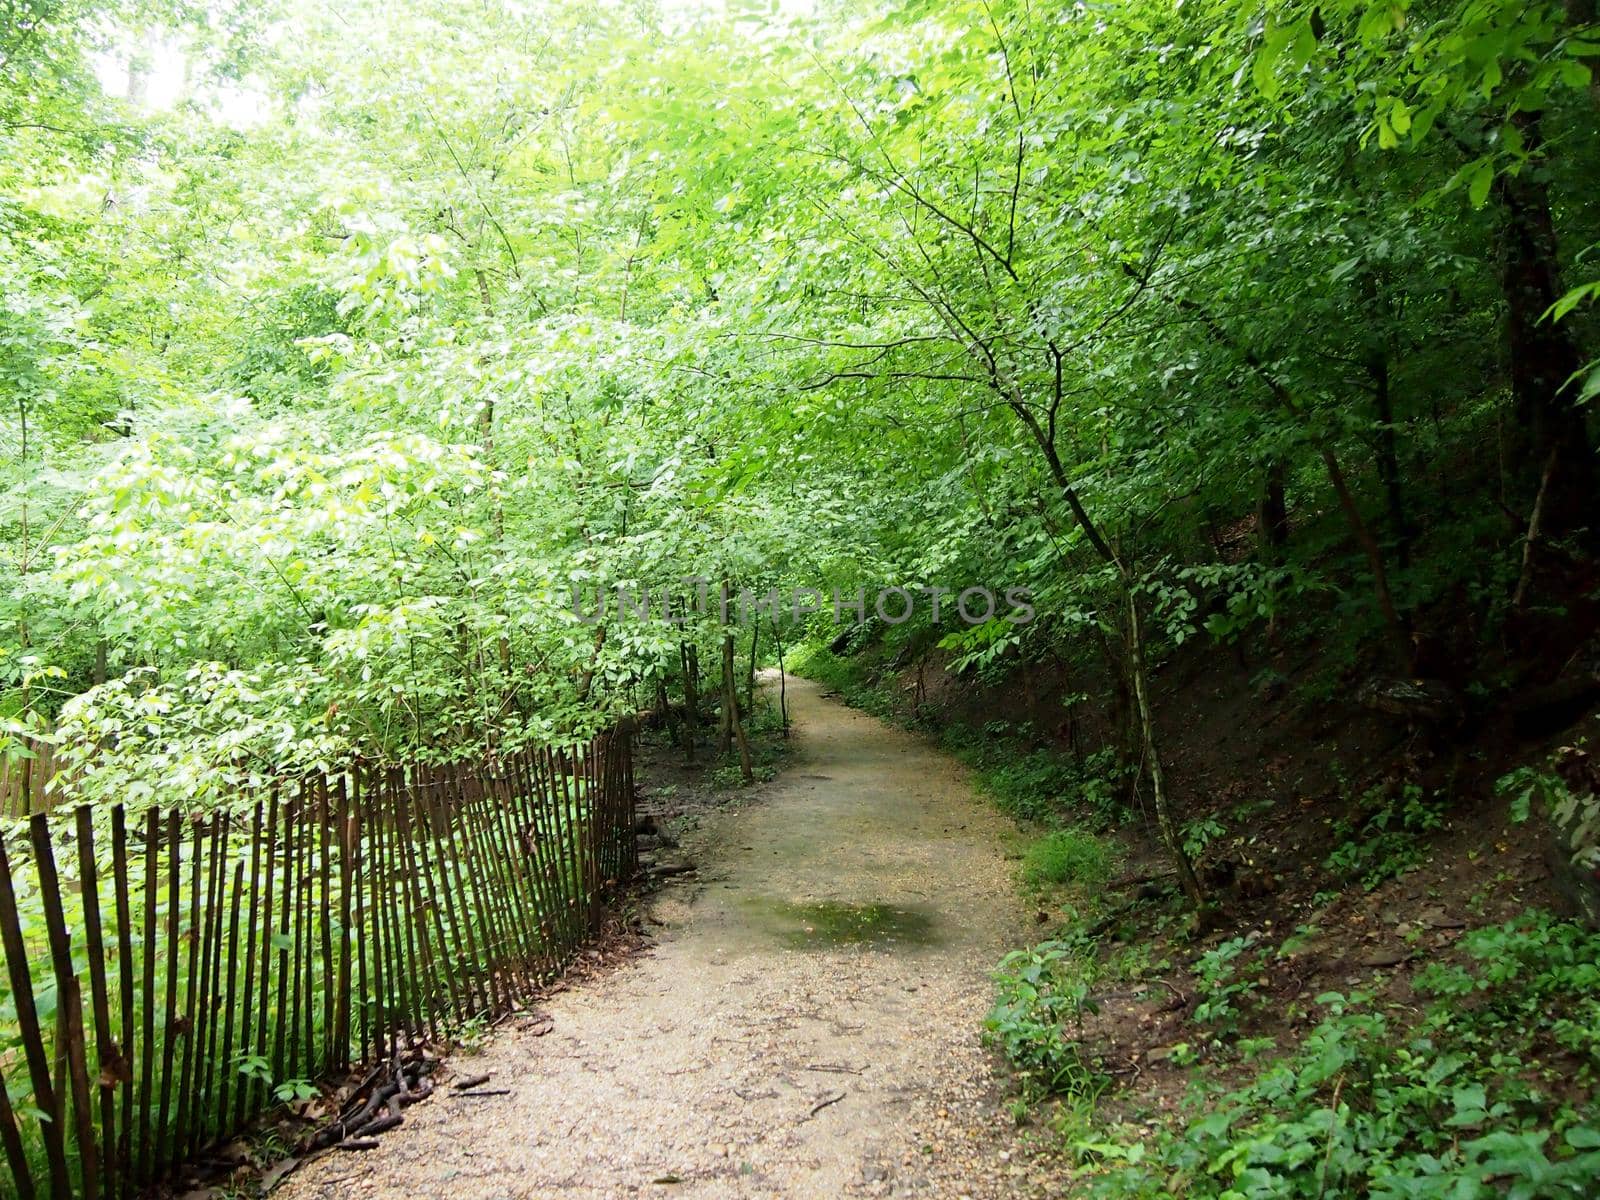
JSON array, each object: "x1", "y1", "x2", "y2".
[{"x1": 278, "y1": 676, "x2": 1033, "y2": 1199}]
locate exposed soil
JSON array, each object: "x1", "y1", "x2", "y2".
[{"x1": 274, "y1": 676, "x2": 1050, "y2": 1199}]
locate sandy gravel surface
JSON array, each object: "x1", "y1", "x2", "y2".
[{"x1": 277, "y1": 676, "x2": 1037, "y2": 1199}]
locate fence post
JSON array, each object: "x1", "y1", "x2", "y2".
[
  {"x1": 30, "y1": 814, "x2": 99, "y2": 1199},
  {"x1": 0, "y1": 830, "x2": 67, "y2": 1198}
]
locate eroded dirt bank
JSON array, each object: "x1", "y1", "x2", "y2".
[{"x1": 278, "y1": 675, "x2": 1032, "y2": 1199}]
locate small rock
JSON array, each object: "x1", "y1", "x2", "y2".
[
  {"x1": 1359, "y1": 949, "x2": 1408, "y2": 968},
  {"x1": 1421, "y1": 907, "x2": 1465, "y2": 929}
]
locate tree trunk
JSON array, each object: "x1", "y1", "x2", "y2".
[
  {"x1": 1320, "y1": 448, "x2": 1412, "y2": 668},
  {"x1": 1513, "y1": 445, "x2": 1563, "y2": 613},
  {"x1": 574, "y1": 626, "x2": 605, "y2": 703},
  {"x1": 1369, "y1": 350, "x2": 1412, "y2": 568},
  {"x1": 1092, "y1": 621, "x2": 1138, "y2": 802},
  {"x1": 655, "y1": 675, "x2": 680, "y2": 748},
  {"x1": 1257, "y1": 459, "x2": 1288, "y2": 561},
  {"x1": 1497, "y1": 111, "x2": 1594, "y2": 543},
  {"x1": 746, "y1": 621, "x2": 760, "y2": 717},
  {"x1": 679, "y1": 642, "x2": 699, "y2": 763},
  {"x1": 769, "y1": 617, "x2": 789, "y2": 737},
  {"x1": 719, "y1": 633, "x2": 735, "y2": 756},
  {"x1": 1124, "y1": 574, "x2": 1205, "y2": 908},
  {"x1": 473, "y1": 268, "x2": 514, "y2": 683},
  {"x1": 722, "y1": 634, "x2": 754, "y2": 782},
  {"x1": 1023, "y1": 429, "x2": 1204, "y2": 907}
]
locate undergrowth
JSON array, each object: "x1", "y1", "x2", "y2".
[
  {"x1": 985, "y1": 936, "x2": 1110, "y2": 1105},
  {"x1": 1021, "y1": 828, "x2": 1115, "y2": 891},
  {"x1": 990, "y1": 912, "x2": 1600, "y2": 1199},
  {"x1": 705, "y1": 694, "x2": 792, "y2": 787}
]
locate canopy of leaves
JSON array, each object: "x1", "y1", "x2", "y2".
[{"x1": 3, "y1": 0, "x2": 1597, "y2": 804}]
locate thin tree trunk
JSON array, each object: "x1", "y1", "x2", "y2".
[
  {"x1": 1258, "y1": 459, "x2": 1288, "y2": 560},
  {"x1": 722, "y1": 634, "x2": 753, "y2": 782},
  {"x1": 718, "y1": 633, "x2": 734, "y2": 756},
  {"x1": 655, "y1": 676, "x2": 680, "y2": 748},
  {"x1": 574, "y1": 626, "x2": 605, "y2": 703},
  {"x1": 769, "y1": 617, "x2": 789, "y2": 737},
  {"x1": 1024, "y1": 431, "x2": 1204, "y2": 907},
  {"x1": 679, "y1": 642, "x2": 699, "y2": 763},
  {"x1": 1125, "y1": 578, "x2": 1204, "y2": 907},
  {"x1": 1092, "y1": 621, "x2": 1138, "y2": 805},
  {"x1": 474, "y1": 268, "x2": 513, "y2": 682},
  {"x1": 1513, "y1": 445, "x2": 1562, "y2": 613},
  {"x1": 1369, "y1": 350, "x2": 1412, "y2": 568},
  {"x1": 1320, "y1": 448, "x2": 1412, "y2": 667},
  {"x1": 1258, "y1": 459, "x2": 1289, "y2": 642},
  {"x1": 746, "y1": 621, "x2": 759, "y2": 717}
]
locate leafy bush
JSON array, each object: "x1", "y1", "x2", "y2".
[
  {"x1": 976, "y1": 749, "x2": 1087, "y2": 824},
  {"x1": 1022, "y1": 828, "x2": 1114, "y2": 891},
  {"x1": 985, "y1": 939, "x2": 1108, "y2": 1102},
  {"x1": 1190, "y1": 935, "x2": 1268, "y2": 1040},
  {"x1": 1323, "y1": 783, "x2": 1444, "y2": 891},
  {"x1": 1501, "y1": 755, "x2": 1600, "y2": 873},
  {"x1": 955, "y1": 741, "x2": 1129, "y2": 827},
  {"x1": 1084, "y1": 913, "x2": 1600, "y2": 1199}
]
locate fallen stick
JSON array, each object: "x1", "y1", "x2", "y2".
[
  {"x1": 452, "y1": 1073, "x2": 493, "y2": 1091},
  {"x1": 806, "y1": 1091, "x2": 846, "y2": 1118},
  {"x1": 358, "y1": 1113, "x2": 404, "y2": 1138}
]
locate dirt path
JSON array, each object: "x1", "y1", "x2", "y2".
[{"x1": 279, "y1": 676, "x2": 1032, "y2": 1199}]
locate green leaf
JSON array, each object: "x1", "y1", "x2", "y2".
[
  {"x1": 1577, "y1": 363, "x2": 1600, "y2": 405},
  {"x1": 1287, "y1": 20, "x2": 1318, "y2": 72},
  {"x1": 1549, "y1": 280, "x2": 1600, "y2": 323},
  {"x1": 1559, "y1": 60, "x2": 1592, "y2": 90},
  {"x1": 1467, "y1": 160, "x2": 1495, "y2": 208},
  {"x1": 1253, "y1": 23, "x2": 1294, "y2": 98}
]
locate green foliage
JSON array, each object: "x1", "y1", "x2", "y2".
[
  {"x1": 1324, "y1": 784, "x2": 1445, "y2": 891},
  {"x1": 1181, "y1": 816, "x2": 1227, "y2": 862},
  {"x1": 944, "y1": 735, "x2": 1129, "y2": 830},
  {"x1": 1021, "y1": 828, "x2": 1114, "y2": 892},
  {"x1": 1086, "y1": 913, "x2": 1600, "y2": 1199},
  {"x1": 1500, "y1": 755, "x2": 1600, "y2": 873},
  {"x1": 1191, "y1": 935, "x2": 1269, "y2": 1041},
  {"x1": 985, "y1": 938, "x2": 1108, "y2": 1103},
  {"x1": 1, "y1": 0, "x2": 1594, "y2": 824},
  {"x1": 2, "y1": 0, "x2": 1596, "y2": 1192}
]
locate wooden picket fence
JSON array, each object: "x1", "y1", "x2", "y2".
[{"x1": 0, "y1": 731, "x2": 634, "y2": 1199}]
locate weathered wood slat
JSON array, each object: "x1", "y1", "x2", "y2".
[
  {"x1": 30, "y1": 815, "x2": 99, "y2": 1199},
  {"x1": 0, "y1": 1058, "x2": 36, "y2": 1200},
  {"x1": 111, "y1": 807, "x2": 136, "y2": 1198},
  {"x1": 136, "y1": 810, "x2": 159, "y2": 1182},
  {"x1": 0, "y1": 830, "x2": 71, "y2": 1199},
  {"x1": 73, "y1": 808, "x2": 117, "y2": 1193}
]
